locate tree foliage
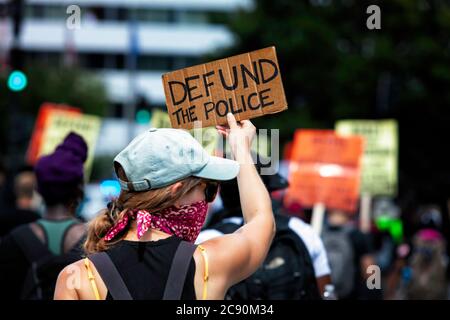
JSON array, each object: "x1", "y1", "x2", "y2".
[
  {"x1": 218, "y1": 0, "x2": 450, "y2": 202},
  {"x1": 0, "y1": 64, "x2": 108, "y2": 164}
]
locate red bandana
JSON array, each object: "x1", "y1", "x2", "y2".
[{"x1": 104, "y1": 200, "x2": 208, "y2": 243}]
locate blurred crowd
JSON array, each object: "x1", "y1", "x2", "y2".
[{"x1": 0, "y1": 132, "x2": 449, "y2": 300}]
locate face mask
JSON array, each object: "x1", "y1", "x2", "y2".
[{"x1": 104, "y1": 200, "x2": 208, "y2": 243}]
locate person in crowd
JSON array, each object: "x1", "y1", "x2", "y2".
[
  {"x1": 54, "y1": 113, "x2": 275, "y2": 300},
  {"x1": 322, "y1": 209, "x2": 379, "y2": 300},
  {"x1": 0, "y1": 166, "x2": 42, "y2": 237},
  {"x1": 0, "y1": 132, "x2": 88, "y2": 300},
  {"x1": 401, "y1": 205, "x2": 448, "y2": 299},
  {"x1": 197, "y1": 153, "x2": 332, "y2": 299},
  {"x1": 0, "y1": 161, "x2": 7, "y2": 208}
]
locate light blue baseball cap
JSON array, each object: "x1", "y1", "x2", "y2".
[{"x1": 114, "y1": 128, "x2": 240, "y2": 192}]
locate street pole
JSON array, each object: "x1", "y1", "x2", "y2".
[
  {"x1": 125, "y1": 17, "x2": 138, "y2": 143},
  {"x1": 6, "y1": 0, "x2": 24, "y2": 174}
]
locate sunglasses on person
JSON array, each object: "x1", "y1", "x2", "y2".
[{"x1": 203, "y1": 180, "x2": 220, "y2": 203}]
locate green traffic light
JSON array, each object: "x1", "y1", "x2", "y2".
[
  {"x1": 7, "y1": 71, "x2": 28, "y2": 92},
  {"x1": 136, "y1": 109, "x2": 151, "y2": 124}
]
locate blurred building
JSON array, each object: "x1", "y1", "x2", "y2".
[{"x1": 0, "y1": 0, "x2": 251, "y2": 116}]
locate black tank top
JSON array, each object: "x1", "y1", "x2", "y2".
[{"x1": 104, "y1": 236, "x2": 197, "y2": 300}]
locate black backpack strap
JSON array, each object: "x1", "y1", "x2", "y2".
[
  {"x1": 277, "y1": 215, "x2": 317, "y2": 276},
  {"x1": 88, "y1": 252, "x2": 133, "y2": 300},
  {"x1": 11, "y1": 225, "x2": 53, "y2": 263},
  {"x1": 279, "y1": 216, "x2": 321, "y2": 299},
  {"x1": 11, "y1": 225, "x2": 55, "y2": 299},
  {"x1": 60, "y1": 219, "x2": 84, "y2": 255},
  {"x1": 273, "y1": 213, "x2": 291, "y2": 232},
  {"x1": 163, "y1": 241, "x2": 197, "y2": 300}
]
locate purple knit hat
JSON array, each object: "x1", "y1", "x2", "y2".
[{"x1": 35, "y1": 132, "x2": 88, "y2": 201}]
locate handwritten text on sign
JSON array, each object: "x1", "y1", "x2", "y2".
[{"x1": 162, "y1": 47, "x2": 288, "y2": 129}]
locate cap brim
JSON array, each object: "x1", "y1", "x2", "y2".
[{"x1": 193, "y1": 156, "x2": 240, "y2": 181}]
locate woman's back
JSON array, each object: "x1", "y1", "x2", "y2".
[
  {"x1": 55, "y1": 115, "x2": 275, "y2": 300},
  {"x1": 104, "y1": 236, "x2": 196, "y2": 300}
]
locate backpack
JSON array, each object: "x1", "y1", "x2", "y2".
[
  {"x1": 213, "y1": 214, "x2": 321, "y2": 300},
  {"x1": 11, "y1": 222, "x2": 82, "y2": 300},
  {"x1": 405, "y1": 230, "x2": 448, "y2": 300},
  {"x1": 87, "y1": 241, "x2": 199, "y2": 300},
  {"x1": 321, "y1": 226, "x2": 355, "y2": 299}
]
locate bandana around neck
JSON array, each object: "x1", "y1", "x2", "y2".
[{"x1": 104, "y1": 200, "x2": 208, "y2": 243}]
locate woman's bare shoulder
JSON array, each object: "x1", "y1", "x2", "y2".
[
  {"x1": 54, "y1": 259, "x2": 87, "y2": 300},
  {"x1": 58, "y1": 258, "x2": 86, "y2": 278}
]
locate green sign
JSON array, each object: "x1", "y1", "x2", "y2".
[{"x1": 336, "y1": 119, "x2": 398, "y2": 196}]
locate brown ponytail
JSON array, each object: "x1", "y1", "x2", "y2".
[{"x1": 84, "y1": 164, "x2": 202, "y2": 254}]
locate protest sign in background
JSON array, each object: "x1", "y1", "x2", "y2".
[
  {"x1": 162, "y1": 46, "x2": 288, "y2": 129},
  {"x1": 39, "y1": 113, "x2": 101, "y2": 180},
  {"x1": 284, "y1": 130, "x2": 365, "y2": 213},
  {"x1": 27, "y1": 103, "x2": 81, "y2": 164},
  {"x1": 27, "y1": 104, "x2": 101, "y2": 180},
  {"x1": 150, "y1": 108, "x2": 172, "y2": 129},
  {"x1": 336, "y1": 119, "x2": 398, "y2": 196}
]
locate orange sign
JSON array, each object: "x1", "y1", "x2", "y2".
[
  {"x1": 26, "y1": 103, "x2": 81, "y2": 164},
  {"x1": 284, "y1": 130, "x2": 365, "y2": 213}
]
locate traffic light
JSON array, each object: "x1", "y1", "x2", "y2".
[
  {"x1": 7, "y1": 70, "x2": 27, "y2": 91},
  {"x1": 135, "y1": 95, "x2": 151, "y2": 124},
  {"x1": 136, "y1": 109, "x2": 151, "y2": 124},
  {"x1": 7, "y1": 0, "x2": 27, "y2": 92}
]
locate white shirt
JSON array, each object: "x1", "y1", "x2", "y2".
[
  {"x1": 288, "y1": 217, "x2": 331, "y2": 277},
  {"x1": 196, "y1": 216, "x2": 331, "y2": 278}
]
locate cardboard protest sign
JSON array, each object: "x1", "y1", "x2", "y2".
[
  {"x1": 162, "y1": 46, "x2": 288, "y2": 129},
  {"x1": 38, "y1": 112, "x2": 102, "y2": 180},
  {"x1": 27, "y1": 103, "x2": 81, "y2": 164},
  {"x1": 336, "y1": 120, "x2": 398, "y2": 196},
  {"x1": 284, "y1": 130, "x2": 365, "y2": 213},
  {"x1": 150, "y1": 108, "x2": 220, "y2": 155}
]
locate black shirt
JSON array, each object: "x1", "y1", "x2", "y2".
[
  {"x1": 0, "y1": 208, "x2": 40, "y2": 237},
  {"x1": 0, "y1": 232, "x2": 30, "y2": 299},
  {"x1": 105, "y1": 236, "x2": 197, "y2": 300},
  {"x1": 328, "y1": 225, "x2": 374, "y2": 300},
  {"x1": 0, "y1": 222, "x2": 84, "y2": 300}
]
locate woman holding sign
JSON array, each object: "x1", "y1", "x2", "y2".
[{"x1": 54, "y1": 113, "x2": 275, "y2": 300}]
